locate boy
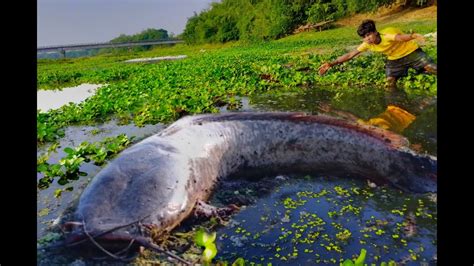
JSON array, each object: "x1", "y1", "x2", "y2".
[{"x1": 318, "y1": 19, "x2": 436, "y2": 91}]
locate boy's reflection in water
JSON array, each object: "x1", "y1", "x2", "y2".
[
  {"x1": 319, "y1": 89, "x2": 436, "y2": 135},
  {"x1": 361, "y1": 104, "x2": 416, "y2": 133}
]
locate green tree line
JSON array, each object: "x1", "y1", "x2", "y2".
[
  {"x1": 107, "y1": 28, "x2": 171, "y2": 53},
  {"x1": 109, "y1": 28, "x2": 170, "y2": 43},
  {"x1": 37, "y1": 28, "x2": 172, "y2": 59},
  {"x1": 181, "y1": 0, "x2": 431, "y2": 43}
]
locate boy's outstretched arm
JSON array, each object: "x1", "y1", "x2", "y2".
[
  {"x1": 394, "y1": 32, "x2": 425, "y2": 43},
  {"x1": 318, "y1": 49, "x2": 361, "y2": 75}
]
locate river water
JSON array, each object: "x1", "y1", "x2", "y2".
[
  {"x1": 37, "y1": 83, "x2": 103, "y2": 112},
  {"x1": 209, "y1": 174, "x2": 436, "y2": 265}
]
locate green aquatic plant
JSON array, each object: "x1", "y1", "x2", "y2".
[
  {"x1": 336, "y1": 229, "x2": 352, "y2": 241},
  {"x1": 37, "y1": 134, "x2": 133, "y2": 192},
  {"x1": 380, "y1": 261, "x2": 397, "y2": 266},
  {"x1": 232, "y1": 257, "x2": 245, "y2": 266},
  {"x1": 194, "y1": 228, "x2": 218, "y2": 264},
  {"x1": 341, "y1": 248, "x2": 366, "y2": 266}
]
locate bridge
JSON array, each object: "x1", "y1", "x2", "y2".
[{"x1": 37, "y1": 39, "x2": 184, "y2": 57}]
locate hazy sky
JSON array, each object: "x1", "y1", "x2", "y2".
[{"x1": 37, "y1": 0, "x2": 218, "y2": 47}]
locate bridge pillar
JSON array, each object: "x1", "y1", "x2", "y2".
[{"x1": 59, "y1": 49, "x2": 66, "y2": 58}]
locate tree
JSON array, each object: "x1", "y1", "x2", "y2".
[
  {"x1": 109, "y1": 28, "x2": 169, "y2": 43},
  {"x1": 181, "y1": 0, "x2": 422, "y2": 44}
]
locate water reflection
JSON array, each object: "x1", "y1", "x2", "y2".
[
  {"x1": 247, "y1": 87, "x2": 436, "y2": 155},
  {"x1": 363, "y1": 105, "x2": 416, "y2": 133},
  {"x1": 37, "y1": 83, "x2": 103, "y2": 112}
]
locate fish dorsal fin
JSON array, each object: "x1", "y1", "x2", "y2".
[{"x1": 289, "y1": 113, "x2": 410, "y2": 149}]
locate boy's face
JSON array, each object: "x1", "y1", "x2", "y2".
[{"x1": 363, "y1": 32, "x2": 378, "y2": 44}]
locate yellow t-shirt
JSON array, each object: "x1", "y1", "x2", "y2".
[{"x1": 356, "y1": 27, "x2": 419, "y2": 60}]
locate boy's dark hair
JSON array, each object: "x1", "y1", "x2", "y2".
[{"x1": 357, "y1": 19, "x2": 377, "y2": 37}]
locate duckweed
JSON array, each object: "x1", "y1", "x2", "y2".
[{"x1": 206, "y1": 174, "x2": 436, "y2": 264}]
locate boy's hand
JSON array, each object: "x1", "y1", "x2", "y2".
[
  {"x1": 318, "y1": 62, "x2": 331, "y2": 75},
  {"x1": 412, "y1": 33, "x2": 426, "y2": 45}
]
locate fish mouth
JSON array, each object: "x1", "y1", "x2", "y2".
[
  {"x1": 59, "y1": 213, "x2": 157, "y2": 259},
  {"x1": 63, "y1": 229, "x2": 143, "y2": 260},
  {"x1": 61, "y1": 224, "x2": 192, "y2": 264}
]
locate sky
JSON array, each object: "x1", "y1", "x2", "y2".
[{"x1": 37, "y1": 0, "x2": 218, "y2": 47}]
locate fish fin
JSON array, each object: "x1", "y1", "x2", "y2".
[{"x1": 193, "y1": 200, "x2": 240, "y2": 222}]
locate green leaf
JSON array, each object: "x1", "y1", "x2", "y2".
[
  {"x1": 205, "y1": 231, "x2": 216, "y2": 245},
  {"x1": 339, "y1": 259, "x2": 354, "y2": 266},
  {"x1": 195, "y1": 229, "x2": 216, "y2": 247},
  {"x1": 202, "y1": 242, "x2": 217, "y2": 262},
  {"x1": 341, "y1": 259, "x2": 354, "y2": 266},
  {"x1": 195, "y1": 229, "x2": 206, "y2": 247},
  {"x1": 232, "y1": 257, "x2": 245, "y2": 266},
  {"x1": 37, "y1": 163, "x2": 49, "y2": 173},
  {"x1": 58, "y1": 177, "x2": 69, "y2": 185},
  {"x1": 38, "y1": 208, "x2": 50, "y2": 217},
  {"x1": 38, "y1": 232, "x2": 62, "y2": 244},
  {"x1": 63, "y1": 147, "x2": 74, "y2": 154},
  {"x1": 354, "y1": 248, "x2": 367, "y2": 266},
  {"x1": 54, "y1": 189, "x2": 63, "y2": 198}
]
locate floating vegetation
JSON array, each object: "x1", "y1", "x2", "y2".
[
  {"x1": 209, "y1": 175, "x2": 437, "y2": 265},
  {"x1": 37, "y1": 134, "x2": 133, "y2": 191},
  {"x1": 194, "y1": 229, "x2": 218, "y2": 264},
  {"x1": 37, "y1": 21, "x2": 436, "y2": 143}
]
